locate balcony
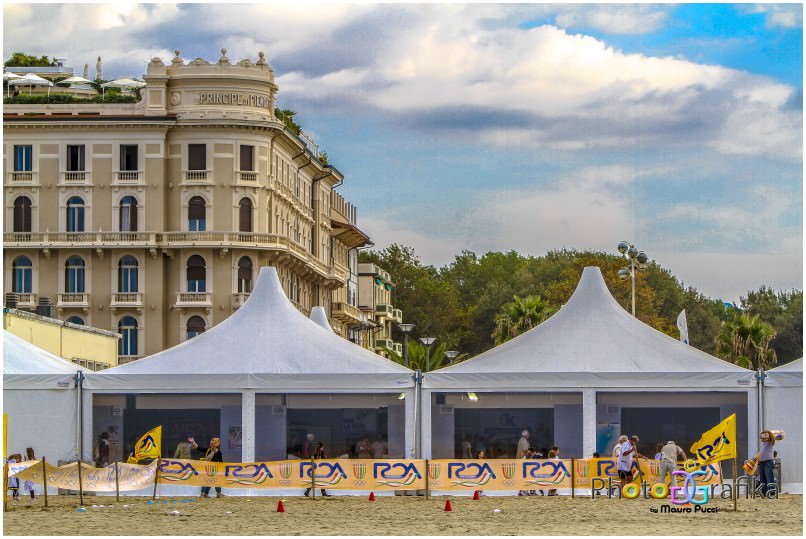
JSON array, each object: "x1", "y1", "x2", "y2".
[
  {"x1": 375, "y1": 338, "x2": 395, "y2": 351},
  {"x1": 57, "y1": 292, "x2": 90, "y2": 311},
  {"x1": 113, "y1": 170, "x2": 144, "y2": 185},
  {"x1": 59, "y1": 171, "x2": 91, "y2": 185},
  {"x1": 6, "y1": 171, "x2": 37, "y2": 185},
  {"x1": 391, "y1": 308, "x2": 403, "y2": 323},
  {"x1": 183, "y1": 170, "x2": 210, "y2": 182},
  {"x1": 236, "y1": 171, "x2": 258, "y2": 183},
  {"x1": 391, "y1": 342, "x2": 403, "y2": 355},
  {"x1": 118, "y1": 355, "x2": 141, "y2": 365},
  {"x1": 11, "y1": 292, "x2": 37, "y2": 309},
  {"x1": 231, "y1": 292, "x2": 251, "y2": 309},
  {"x1": 332, "y1": 301, "x2": 362, "y2": 324},
  {"x1": 375, "y1": 303, "x2": 394, "y2": 319},
  {"x1": 110, "y1": 292, "x2": 143, "y2": 311},
  {"x1": 4, "y1": 231, "x2": 158, "y2": 249},
  {"x1": 175, "y1": 291, "x2": 212, "y2": 310}
]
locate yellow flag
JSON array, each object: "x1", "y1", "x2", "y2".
[
  {"x1": 127, "y1": 425, "x2": 161, "y2": 463},
  {"x1": 690, "y1": 414, "x2": 737, "y2": 465}
]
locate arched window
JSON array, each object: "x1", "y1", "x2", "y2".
[
  {"x1": 119, "y1": 196, "x2": 138, "y2": 232},
  {"x1": 64, "y1": 255, "x2": 85, "y2": 293},
  {"x1": 188, "y1": 196, "x2": 206, "y2": 231},
  {"x1": 186, "y1": 316, "x2": 206, "y2": 340},
  {"x1": 118, "y1": 255, "x2": 139, "y2": 293},
  {"x1": 239, "y1": 197, "x2": 252, "y2": 232},
  {"x1": 66, "y1": 196, "x2": 85, "y2": 232},
  {"x1": 13, "y1": 196, "x2": 32, "y2": 233},
  {"x1": 187, "y1": 255, "x2": 206, "y2": 292},
  {"x1": 118, "y1": 316, "x2": 138, "y2": 356},
  {"x1": 12, "y1": 256, "x2": 32, "y2": 293},
  {"x1": 66, "y1": 316, "x2": 85, "y2": 326},
  {"x1": 237, "y1": 256, "x2": 253, "y2": 293}
]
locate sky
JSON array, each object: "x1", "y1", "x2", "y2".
[{"x1": 4, "y1": 2, "x2": 803, "y2": 302}]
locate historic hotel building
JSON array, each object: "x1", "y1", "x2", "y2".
[{"x1": 3, "y1": 49, "x2": 372, "y2": 362}]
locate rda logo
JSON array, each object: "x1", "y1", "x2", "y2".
[
  {"x1": 160, "y1": 460, "x2": 199, "y2": 482},
  {"x1": 374, "y1": 462, "x2": 422, "y2": 487},
  {"x1": 694, "y1": 432, "x2": 731, "y2": 463}
]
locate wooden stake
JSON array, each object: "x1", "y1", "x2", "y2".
[
  {"x1": 76, "y1": 460, "x2": 84, "y2": 506},
  {"x1": 733, "y1": 458, "x2": 738, "y2": 512},
  {"x1": 151, "y1": 458, "x2": 161, "y2": 500},
  {"x1": 425, "y1": 459, "x2": 429, "y2": 500},
  {"x1": 3, "y1": 461, "x2": 8, "y2": 512},
  {"x1": 311, "y1": 457, "x2": 316, "y2": 500},
  {"x1": 571, "y1": 458, "x2": 575, "y2": 499},
  {"x1": 115, "y1": 462, "x2": 120, "y2": 503},
  {"x1": 42, "y1": 458, "x2": 48, "y2": 508}
]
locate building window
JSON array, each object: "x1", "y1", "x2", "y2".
[
  {"x1": 12, "y1": 256, "x2": 32, "y2": 293},
  {"x1": 119, "y1": 195, "x2": 138, "y2": 232},
  {"x1": 66, "y1": 145, "x2": 85, "y2": 171},
  {"x1": 186, "y1": 315, "x2": 206, "y2": 340},
  {"x1": 239, "y1": 197, "x2": 252, "y2": 232},
  {"x1": 66, "y1": 316, "x2": 84, "y2": 325},
  {"x1": 14, "y1": 145, "x2": 32, "y2": 171},
  {"x1": 240, "y1": 145, "x2": 254, "y2": 171},
  {"x1": 188, "y1": 196, "x2": 206, "y2": 231},
  {"x1": 187, "y1": 255, "x2": 206, "y2": 292},
  {"x1": 118, "y1": 316, "x2": 138, "y2": 356},
  {"x1": 118, "y1": 255, "x2": 139, "y2": 293},
  {"x1": 13, "y1": 196, "x2": 32, "y2": 232},
  {"x1": 65, "y1": 255, "x2": 85, "y2": 293},
  {"x1": 120, "y1": 145, "x2": 138, "y2": 171},
  {"x1": 66, "y1": 196, "x2": 85, "y2": 232},
  {"x1": 188, "y1": 144, "x2": 206, "y2": 170},
  {"x1": 238, "y1": 256, "x2": 253, "y2": 293}
]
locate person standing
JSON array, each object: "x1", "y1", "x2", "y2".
[
  {"x1": 758, "y1": 430, "x2": 777, "y2": 497},
  {"x1": 612, "y1": 435, "x2": 627, "y2": 458},
  {"x1": 7, "y1": 454, "x2": 21, "y2": 501},
  {"x1": 547, "y1": 447, "x2": 560, "y2": 496},
  {"x1": 658, "y1": 441, "x2": 687, "y2": 487},
  {"x1": 304, "y1": 441, "x2": 331, "y2": 497},
  {"x1": 371, "y1": 435, "x2": 388, "y2": 459},
  {"x1": 518, "y1": 447, "x2": 534, "y2": 497},
  {"x1": 95, "y1": 432, "x2": 110, "y2": 467},
  {"x1": 188, "y1": 436, "x2": 224, "y2": 498},
  {"x1": 303, "y1": 433, "x2": 316, "y2": 459},
  {"x1": 174, "y1": 439, "x2": 193, "y2": 460},
  {"x1": 616, "y1": 436, "x2": 635, "y2": 488},
  {"x1": 22, "y1": 448, "x2": 36, "y2": 500},
  {"x1": 516, "y1": 429, "x2": 530, "y2": 459}
]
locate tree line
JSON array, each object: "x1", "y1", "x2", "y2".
[{"x1": 359, "y1": 245, "x2": 802, "y2": 371}]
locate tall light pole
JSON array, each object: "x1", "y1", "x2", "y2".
[
  {"x1": 419, "y1": 337, "x2": 435, "y2": 370},
  {"x1": 444, "y1": 350, "x2": 459, "y2": 366},
  {"x1": 617, "y1": 241, "x2": 649, "y2": 317},
  {"x1": 397, "y1": 323, "x2": 415, "y2": 368}
]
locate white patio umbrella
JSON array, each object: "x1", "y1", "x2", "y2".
[
  {"x1": 8, "y1": 73, "x2": 53, "y2": 97},
  {"x1": 57, "y1": 75, "x2": 93, "y2": 86},
  {"x1": 100, "y1": 77, "x2": 145, "y2": 99},
  {"x1": 4, "y1": 72, "x2": 23, "y2": 97}
]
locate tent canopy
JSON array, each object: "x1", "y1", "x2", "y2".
[
  {"x1": 100, "y1": 77, "x2": 145, "y2": 89},
  {"x1": 425, "y1": 266, "x2": 749, "y2": 389},
  {"x1": 87, "y1": 267, "x2": 412, "y2": 390},
  {"x1": 4, "y1": 330, "x2": 86, "y2": 376}
]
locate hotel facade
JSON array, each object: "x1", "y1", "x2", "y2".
[{"x1": 3, "y1": 49, "x2": 379, "y2": 362}]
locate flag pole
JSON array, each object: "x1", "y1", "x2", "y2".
[
  {"x1": 425, "y1": 459, "x2": 429, "y2": 500},
  {"x1": 733, "y1": 457, "x2": 738, "y2": 512},
  {"x1": 151, "y1": 458, "x2": 161, "y2": 500},
  {"x1": 571, "y1": 458, "x2": 575, "y2": 499},
  {"x1": 42, "y1": 457, "x2": 48, "y2": 508}
]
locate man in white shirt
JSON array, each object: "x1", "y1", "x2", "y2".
[
  {"x1": 612, "y1": 435, "x2": 627, "y2": 458},
  {"x1": 516, "y1": 430, "x2": 530, "y2": 459},
  {"x1": 617, "y1": 436, "x2": 637, "y2": 488}
]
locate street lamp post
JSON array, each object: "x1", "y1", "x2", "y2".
[
  {"x1": 617, "y1": 241, "x2": 649, "y2": 317},
  {"x1": 397, "y1": 323, "x2": 415, "y2": 368},
  {"x1": 419, "y1": 337, "x2": 436, "y2": 370},
  {"x1": 444, "y1": 350, "x2": 459, "y2": 366}
]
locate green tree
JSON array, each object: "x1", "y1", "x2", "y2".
[
  {"x1": 274, "y1": 108, "x2": 302, "y2": 135},
  {"x1": 740, "y1": 287, "x2": 803, "y2": 365},
  {"x1": 492, "y1": 294, "x2": 554, "y2": 345},
  {"x1": 715, "y1": 314, "x2": 778, "y2": 370},
  {"x1": 4, "y1": 52, "x2": 54, "y2": 67},
  {"x1": 383, "y1": 341, "x2": 468, "y2": 371}
]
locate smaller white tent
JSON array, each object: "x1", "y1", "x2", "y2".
[
  {"x1": 764, "y1": 358, "x2": 802, "y2": 492},
  {"x1": 3, "y1": 330, "x2": 87, "y2": 467}
]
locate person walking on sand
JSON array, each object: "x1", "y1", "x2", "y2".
[
  {"x1": 304, "y1": 441, "x2": 332, "y2": 497},
  {"x1": 616, "y1": 436, "x2": 635, "y2": 488},
  {"x1": 188, "y1": 436, "x2": 225, "y2": 498},
  {"x1": 658, "y1": 441, "x2": 687, "y2": 488}
]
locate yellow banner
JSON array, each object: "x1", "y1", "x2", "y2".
[
  {"x1": 127, "y1": 425, "x2": 161, "y2": 464},
  {"x1": 11, "y1": 458, "x2": 722, "y2": 492},
  {"x1": 690, "y1": 414, "x2": 737, "y2": 465},
  {"x1": 11, "y1": 460, "x2": 158, "y2": 492}
]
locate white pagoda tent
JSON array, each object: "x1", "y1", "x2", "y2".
[
  {"x1": 423, "y1": 266, "x2": 755, "y2": 466},
  {"x1": 85, "y1": 267, "x2": 415, "y2": 469},
  {"x1": 3, "y1": 330, "x2": 88, "y2": 469},
  {"x1": 763, "y1": 358, "x2": 802, "y2": 492}
]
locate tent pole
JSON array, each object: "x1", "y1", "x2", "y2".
[
  {"x1": 570, "y1": 458, "x2": 575, "y2": 499},
  {"x1": 42, "y1": 458, "x2": 48, "y2": 507}
]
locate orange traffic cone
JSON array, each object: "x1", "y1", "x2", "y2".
[
  {"x1": 277, "y1": 500, "x2": 285, "y2": 513},
  {"x1": 444, "y1": 499, "x2": 453, "y2": 512},
  {"x1": 368, "y1": 492, "x2": 376, "y2": 502},
  {"x1": 472, "y1": 490, "x2": 480, "y2": 501}
]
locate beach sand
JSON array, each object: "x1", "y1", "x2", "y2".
[{"x1": 3, "y1": 493, "x2": 802, "y2": 536}]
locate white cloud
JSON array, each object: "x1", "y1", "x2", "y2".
[
  {"x1": 742, "y1": 4, "x2": 803, "y2": 29},
  {"x1": 553, "y1": 4, "x2": 672, "y2": 34}
]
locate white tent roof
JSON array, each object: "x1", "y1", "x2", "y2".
[
  {"x1": 3, "y1": 330, "x2": 85, "y2": 388},
  {"x1": 309, "y1": 306, "x2": 334, "y2": 331},
  {"x1": 425, "y1": 266, "x2": 750, "y2": 389},
  {"x1": 86, "y1": 267, "x2": 412, "y2": 390},
  {"x1": 771, "y1": 358, "x2": 803, "y2": 372}
]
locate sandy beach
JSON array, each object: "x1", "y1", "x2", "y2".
[{"x1": 3, "y1": 493, "x2": 802, "y2": 536}]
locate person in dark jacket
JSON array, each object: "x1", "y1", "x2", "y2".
[
  {"x1": 304, "y1": 441, "x2": 331, "y2": 497},
  {"x1": 188, "y1": 436, "x2": 224, "y2": 498}
]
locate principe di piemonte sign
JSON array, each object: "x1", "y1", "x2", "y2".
[{"x1": 197, "y1": 91, "x2": 271, "y2": 109}]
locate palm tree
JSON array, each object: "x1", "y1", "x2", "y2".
[
  {"x1": 715, "y1": 314, "x2": 778, "y2": 370},
  {"x1": 492, "y1": 294, "x2": 554, "y2": 345},
  {"x1": 383, "y1": 341, "x2": 468, "y2": 371}
]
